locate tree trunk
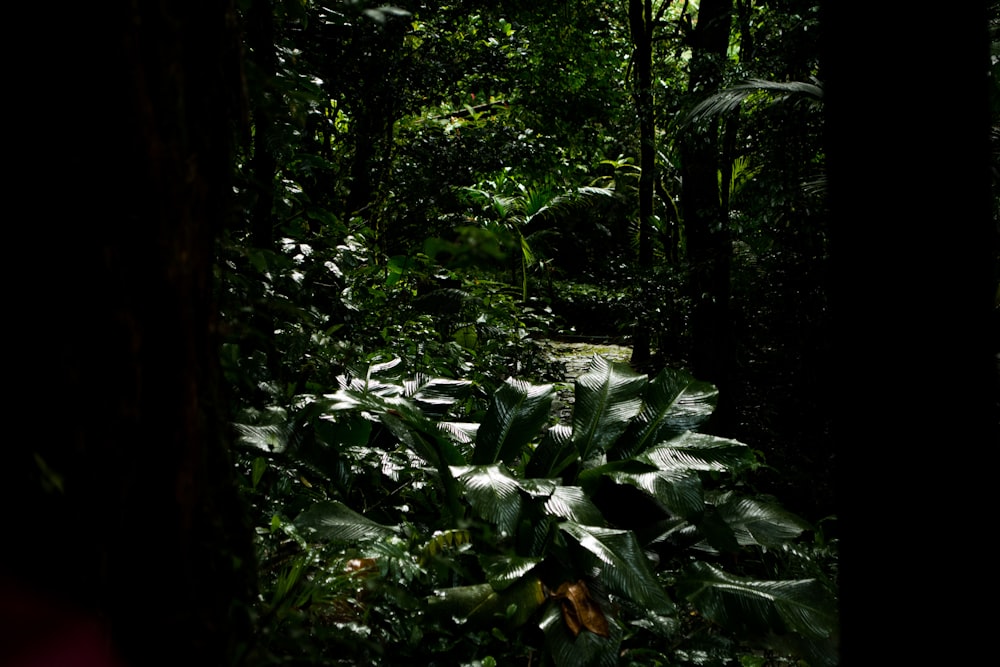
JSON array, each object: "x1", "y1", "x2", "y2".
[
  {"x1": 630, "y1": 0, "x2": 656, "y2": 366},
  {"x1": 680, "y1": 0, "x2": 734, "y2": 428},
  {"x1": 247, "y1": 0, "x2": 279, "y2": 251},
  {"x1": 8, "y1": 3, "x2": 256, "y2": 666}
]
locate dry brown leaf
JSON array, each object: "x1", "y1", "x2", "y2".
[{"x1": 550, "y1": 579, "x2": 610, "y2": 638}]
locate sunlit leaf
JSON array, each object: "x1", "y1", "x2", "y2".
[
  {"x1": 452, "y1": 464, "x2": 523, "y2": 538},
  {"x1": 598, "y1": 466, "x2": 704, "y2": 519},
  {"x1": 572, "y1": 355, "x2": 646, "y2": 462},
  {"x1": 233, "y1": 423, "x2": 290, "y2": 453},
  {"x1": 473, "y1": 378, "x2": 555, "y2": 465},
  {"x1": 479, "y1": 554, "x2": 543, "y2": 590},
  {"x1": 559, "y1": 522, "x2": 674, "y2": 614},
  {"x1": 294, "y1": 500, "x2": 396, "y2": 543},
  {"x1": 684, "y1": 77, "x2": 824, "y2": 125},
  {"x1": 710, "y1": 491, "x2": 809, "y2": 548},
  {"x1": 540, "y1": 485, "x2": 606, "y2": 526},
  {"x1": 611, "y1": 368, "x2": 719, "y2": 460}
]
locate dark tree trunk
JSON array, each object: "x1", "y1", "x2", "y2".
[
  {"x1": 680, "y1": 0, "x2": 734, "y2": 427},
  {"x1": 344, "y1": 17, "x2": 408, "y2": 239},
  {"x1": 8, "y1": 3, "x2": 256, "y2": 666},
  {"x1": 246, "y1": 0, "x2": 279, "y2": 251},
  {"x1": 244, "y1": 0, "x2": 283, "y2": 380},
  {"x1": 630, "y1": 0, "x2": 656, "y2": 366}
]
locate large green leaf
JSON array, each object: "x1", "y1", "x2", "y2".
[
  {"x1": 472, "y1": 378, "x2": 555, "y2": 465},
  {"x1": 539, "y1": 485, "x2": 606, "y2": 526},
  {"x1": 525, "y1": 424, "x2": 575, "y2": 478},
  {"x1": 559, "y1": 521, "x2": 674, "y2": 614},
  {"x1": 293, "y1": 500, "x2": 396, "y2": 543},
  {"x1": 640, "y1": 431, "x2": 756, "y2": 474},
  {"x1": 684, "y1": 77, "x2": 824, "y2": 125},
  {"x1": 452, "y1": 464, "x2": 523, "y2": 538},
  {"x1": 611, "y1": 368, "x2": 719, "y2": 460},
  {"x1": 679, "y1": 561, "x2": 837, "y2": 642},
  {"x1": 426, "y1": 576, "x2": 546, "y2": 629},
  {"x1": 597, "y1": 467, "x2": 704, "y2": 519},
  {"x1": 405, "y1": 375, "x2": 473, "y2": 419},
  {"x1": 539, "y1": 602, "x2": 623, "y2": 667},
  {"x1": 479, "y1": 554, "x2": 544, "y2": 590},
  {"x1": 710, "y1": 491, "x2": 809, "y2": 549},
  {"x1": 571, "y1": 355, "x2": 646, "y2": 463},
  {"x1": 325, "y1": 384, "x2": 466, "y2": 468},
  {"x1": 233, "y1": 422, "x2": 291, "y2": 454}
]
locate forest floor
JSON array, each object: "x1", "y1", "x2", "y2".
[{"x1": 539, "y1": 339, "x2": 634, "y2": 425}]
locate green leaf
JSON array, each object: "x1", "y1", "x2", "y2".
[
  {"x1": 679, "y1": 561, "x2": 837, "y2": 640},
  {"x1": 640, "y1": 431, "x2": 756, "y2": 474},
  {"x1": 611, "y1": 368, "x2": 719, "y2": 460},
  {"x1": 406, "y1": 375, "x2": 473, "y2": 418},
  {"x1": 325, "y1": 384, "x2": 466, "y2": 468},
  {"x1": 426, "y1": 576, "x2": 545, "y2": 629},
  {"x1": 684, "y1": 77, "x2": 824, "y2": 125},
  {"x1": 559, "y1": 522, "x2": 674, "y2": 614},
  {"x1": 525, "y1": 424, "x2": 575, "y2": 478},
  {"x1": 251, "y1": 456, "x2": 268, "y2": 488},
  {"x1": 233, "y1": 422, "x2": 291, "y2": 454},
  {"x1": 572, "y1": 355, "x2": 646, "y2": 464},
  {"x1": 479, "y1": 554, "x2": 544, "y2": 591},
  {"x1": 473, "y1": 378, "x2": 555, "y2": 465},
  {"x1": 711, "y1": 492, "x2": 809, "y2": 549},
  {"x1": 294, "y1": 500, "x2": 396, "y2": 543},
  {"x1": 538, "y1": 597, "x2": 623, "y2": 667},
  {"x1": 539, "y1": 485, "x2": 606, "y2": 526},
  {"x1": 597, "y1": 466, "x2": 704, "y2": 519},
  {"x1": 452, "y1": 464, "x2": 524, "y2": 538}
]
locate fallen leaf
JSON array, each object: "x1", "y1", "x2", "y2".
[{"x1": 550, "y1": 580, "x2": 610, "y2": 638}]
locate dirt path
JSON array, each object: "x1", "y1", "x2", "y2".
[{"x1": 540, "y1": 340, "x2": 634, "y2": 424}]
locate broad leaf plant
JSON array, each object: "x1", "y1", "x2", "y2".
[{"x1": 235, "y1": 355, "x2": 837, "y2": 666}]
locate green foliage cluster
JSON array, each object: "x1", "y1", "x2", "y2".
[
  {"x1": 233, "y1": 355, "x2": 837, "y2": 666},
  {"x1": 218, "y1": 0, "x2": 848, "y2": 664}
]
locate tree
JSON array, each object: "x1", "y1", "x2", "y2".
[
  {"x1": 679, "y1": 0, "x2": 735, "y2": 427},
  {"x1": 628, "y1": 0, "x2": 657, "y2": 364},
  {"x1": 8, "y1": 3, "x2": 256, "y2": 665}
]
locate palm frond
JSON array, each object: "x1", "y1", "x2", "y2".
[
  {"x1": 684, "y1": 77, "x2": 824, "y2": 125},
  {"x1": 641, "y1": 431, "x2": 756, "y2": 473},
  {"x1": 437, "y1": 420, "x2": 479, "y2": 444},
  {"x1": 452, "y1": 463, "x2": 524, "y2": 538},
  {"x1": 679, "y1": 561, "x2": 838, "y2": 642},
  {"x1": 293, "y1": 500, "x2": 397, "y2": 543},
  {"x1": 479, "y1": 554, "x2": 544, "y2": 590},
  {"x1": 404, "y1": 375, "x2": 473, "y2": 418},
  {"x1": 559, "y1": 521, "x2": 675, "y2": 614},
  {"x1": 233, "y1": 422, "x2": 292, "y2": 454},
  {"x1": 710, "y1": 491, "x2": 810, "y2": 548},
  {"x1": 473, "y1": 378, "x2": 555, "y2": 465},
  {"x1": 612, "y1": 367, "x2": 719, "y2": 460},
  {"x1": 572, "y1": 355, "x2": 647, "y2": 463},
  {"x1": 599, "y1": 466, "x2": 704, "y2": 519},
  {"x1": 525, "y1": 423, "x2": 575, "y2": 478},
  {"x1": 540, "y1": 485, "x2": 606, "y2": 526}
]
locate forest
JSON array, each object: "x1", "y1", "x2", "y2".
[{"x1": 4, "y1": 1, "x2": 997, "y2": 667}]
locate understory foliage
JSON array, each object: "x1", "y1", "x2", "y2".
[
  {"x1": 232, "y1": 354, "x2": 838, "y2": 666},
  {"x1": 218, "y1": 0, "x2": 850, "y2": 664}
]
